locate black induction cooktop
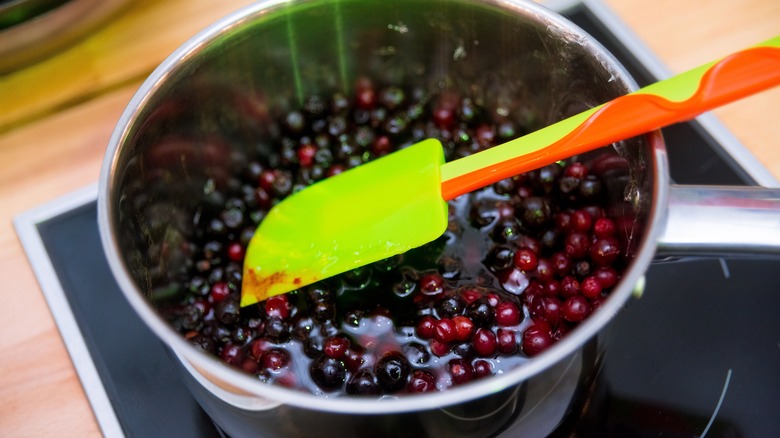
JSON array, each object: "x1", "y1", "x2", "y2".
[{"x1": 16, "y1": 1, "x2": 780, "y2": 437}]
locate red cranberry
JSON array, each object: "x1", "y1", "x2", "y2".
[
  {"x1": 265, "y1": 295, "x2": 290, "y2": 319},
  {"x1": 535, "y1": 258, "x2": 554, "y2": 282},
  {"x1": 593, "y1": 217, "x2": 616, "y2": 237},
  {"x1": 407, "y1": 370, "x2": 437, "y2": 393},
  {"x1": 448, "y1": 359, "x2": 474, "y2": 385},
  {"x1": 531, "y1": 296, "x2": 562, "y2": 327},
  {"x1": 226, "y1": 242, "x2": 245, "y2": 262},
  {"x1": 452, "y1": 315, "x2": 475, "y2": 341},
  {"x1": 591, "y1": 237, "x2": 621, "y2": 267},
  {"x1": 497, "y1": 328, "x2": 518, "y2": 354},
  {"x1": 562, "y1": 296, "x2": 592, "y2": 322},
  {"x1": 459, "y1": 287, "x2": 482, "y2": 305},
  {"x1": 513, "y1": 248, "x2": 538, "y2": 271},
  {"x1": 551, "y1": 252, "x2": 572, "y2": 276},
  {"x1": 472, "y1": 328, "x2": 497, "y2": 357},
  {"x1": 564, "y1": 232, "x2": 591, "y2": 259},
  {"x1": 219, "y1": 344, "x2": 244, "y2": 367},
  {"x1": 593, "y1": 266, "x2": 619, "y2": 289},
  {"x1": 323, "y1": 336, "x2": 351, "y2": 359},
  {"x1": 262, "y1": 348, "x2": 290, "y2": 370},
  {"x1": 581, "y1": 276, "x2": 603, "y2": 299},
  {"x1": 415, "y1": 315, "x2": 436, "y2": 339},
  {"x1": 434, "y1": 318, "x2": 457, "y2": 343},
  {"x1": 571, "y1": 209, "x2": 593, "y2": 232},
  {"x1": 344, "y1": 348, "x2": 365, "y2": 372},
  {"x1": 561, "y1": 275, "x2": 580, "y2": 297},
  {"x1": 210, "y1": 281, "x2": 230, "y2": 303},
  {"x1": 473, "y1": 359, "x2": 493, "y2": 379},
  {"x1": 521, "y1": 324, "x2": 553, "y2": 357},
  {"x1": 419, "y1": 273, "x2": 445, "y2": 296},
  {"x1": 297, "y1": 144, "x2": 317, "y2": 168},
  {"x1": 564, "y1": 162, "x2": 588, "y2": 179},
  {"x1": 554, "y1": 211, "x2": 573, "y2": 232},
  {"x1": 430, "y1": 339, "x2": 450, "y2": 357},
  {"x1": 495, "y1": 301, "x2": 521, "y2": 326}
]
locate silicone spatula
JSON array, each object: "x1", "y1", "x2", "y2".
[{"x1": 241, "y1": 36, "x2": 780, "y2": 307}]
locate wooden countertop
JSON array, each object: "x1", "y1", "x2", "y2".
[{"x1": 0, "y1": 0, "x2": 778, "y2": 435}]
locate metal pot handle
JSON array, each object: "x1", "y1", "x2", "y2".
[{"x1": 656, "y1": 185, "x2": 780, "y2": 256}]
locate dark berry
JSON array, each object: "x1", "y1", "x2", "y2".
[
  {"x1": 465, "y1": 298, "x2": 495, "y2": 328},
  {"x1": 346, "y1": 369, "x2": 380, "y2": 396},
  {"x1": 310, "y1": 356, "x2": 346, "y2": 391},
  {"x1": 375, "y1": 353, "x2": 410, "y2": 393}
]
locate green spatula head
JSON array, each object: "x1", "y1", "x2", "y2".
[{"x1": 241, "y1": 139, "x2": 448, "y2": 307}]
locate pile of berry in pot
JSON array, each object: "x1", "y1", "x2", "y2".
[{"x1": 162, "y1": 78, "x2": 627, "y2": 397}]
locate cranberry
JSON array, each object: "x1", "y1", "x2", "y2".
[
  {"x1": 407, "y1": 370, "x2": 437, "y2": 393},
  {"x1": 531, "y1": 296, "x2": 562, "y2": 327},
  {"x1": 571, "y1": 209, "x2": 592, "y2": 232},
  {"x1": 522, "y1": 324, "x2": 553, "y2": 357},
  {"x1": 323, "y1": 336, "x2": 351, "y2": 359},
  {"x1": 535, "y1": 258, "x2": 554, "y2": 282},
  {"x1": 459, "y1": 287, "x2": 482, "y2": 305},
  {"x1": 473, "y1": 360, "x2": 493, "y2": 379},
  {"x1": 416, "y1": 315, "x2": 436, "y2": 339},
  {"x1": 210, "y1": 281, "x2": 230, "y2": 303},
  {"x1": 564, "y1": 232, "x2": 591, "y2": 259},
  {"x1": 594, "y1": 266, "x2": 619, "y2": 289},
  {"x1": 552, "y1": 252, "x2": 572, "y2": 276},
  {"x1": 430, "y1": 339, "x2": 450, "y2": 357},
  {"x1": 265, "y1": 295, "x2": 290, "y2": 319},
  {"x1": 562, "y1": 296, "x2": 591, "y2": 322},
  {"x1": 561, "y1": 275, "x2": 580, "y2": 297},
  {"x1": 448, "y1": 359, "x2": 474, "y2": 385},
  {"x1": 497, "y1": 328, "x2": 518, "y2": 354},
  {"x1": 563, "y1": 162, "x2": 588, "y2": 179},
  {"x1": 495, "y1": 301, "x2": 521, "y2": 326},
  {"x1": 297, "y1": 144, "x2": 317, "y2": 167},
  {"x1": 434, "y1": 318, "x2": 457, "y2": 343},
  {"x1": 452, "y1": 315, "x2": 475, "y2": 341},
  {"x1": 419, "y1": 272, "x2": 445, "y2": 296},
  {"x1": 220, "y1": 344, "x2": 244, "y2": 367},
  {"x1": 513, "y1": 248, "x2": 538, "y2": 271},
  {"x1": 262, "y1": 348, "x2": 290, "y2": 370},
  {"x1": 472, "y1": 328, "x2": 497, "y2": 357},
  {"x1": 226, "y1": 242, "x2": 244, "y2": 262},
  {"x1": 591, "y1": 236, "x2": 621, "y2": 267},
  {"x1": 581, "y1": 276, "x2": 603, "y2": 299},
  {"x1": 593, "y1": 217, "x2": 616, "y2": 237}
]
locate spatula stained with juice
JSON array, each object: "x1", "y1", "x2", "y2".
[{"x1": 241, "y1": 36, "x2": 780, "y2": 307}]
